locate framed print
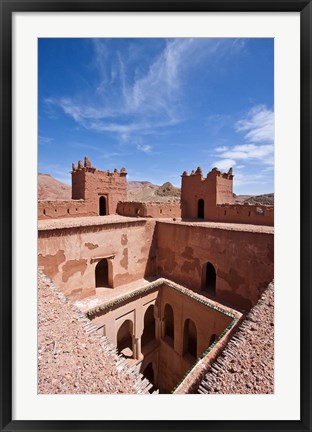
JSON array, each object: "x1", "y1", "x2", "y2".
[{"x1": 1, "y1": 1, "x2": 311, "y2": 431}]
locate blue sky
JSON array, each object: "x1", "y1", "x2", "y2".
[{"x1": 39, "y1": 38, "x2": 274, "y2": 195}]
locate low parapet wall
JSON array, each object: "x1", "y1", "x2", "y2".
[
  {"x1": 117, "y1": 201, "x2": 181, "y2": 219},
  {"x1": 214, "y1": 203, "x2": 274, "y2": 226},
  {"x1": 38, "y1": 200, "x2": 97, "y2": 219}
]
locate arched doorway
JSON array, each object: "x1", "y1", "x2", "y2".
[
  {"x1": 198, "y1": 198, "x2": 204, "y2": 219},
  {"x1": 142, "y1": 305, "x2": 156, "y2": 348},
  {"x1": 99, "y1": 196, "x2": 107, "y2": 216},
  {"x1": 163, "y1": 303, "x2": 174, "y2": 346},
  {"x1": 205, "y1": 262, "x2": 216, "y2": 296},
  {"x1": 117, "y1": 320, "x2": 133, "y2": 358},
  {"x1": 183, "y1": 318, "x2": 197, "y2": 358},
  {"x1": 95, "y1": 259, "x2": 109, "y2": 288}
]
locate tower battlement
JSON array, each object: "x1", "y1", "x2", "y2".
[{"x1": 181, "y1": 166, "x2": 234, "y2": 219}]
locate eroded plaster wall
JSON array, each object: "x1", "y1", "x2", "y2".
[
  {"x1": 38, "y1": 219, "x2": 157, "y2": 299},
  {"x1": 157, "y1": 222, "x2": 274, "y2": 310}
]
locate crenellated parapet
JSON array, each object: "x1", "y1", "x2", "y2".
[
  {"x1": 71, "y1": 156, "x2": 127, "y2": 178},
  {"x1": 181, "y1": 164, "x2": 273, "y2": 225},
  {"x1": 182, "y1": 166, "x2": 233, "y2": 181},
  {"x1": 72, "y1": 156, "x2": 96, "y2": 173},
  {"x1": 181, "y1": 166, "x2": 235, "y2": 219}
]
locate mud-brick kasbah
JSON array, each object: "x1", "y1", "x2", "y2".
[{"x1": 38, "y1": 156, "x2": 274, "y2": 395}]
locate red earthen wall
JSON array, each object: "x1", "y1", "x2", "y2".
[
  {"x1": 72, "y1": 169, "x2": 127, "y2": 215},
  {"x1": 38, "y1": 200, "x2": 98, "y2": 220},
  {"x1": 38, "y1": 219, "x2": 157, "y2": 299},
  {"x1": 156, "y1": 283, "x2": 233, "y2": 392},
  {"x1": 216, "y1": 174, "x2": 234, "y2": 204},
  {"x1": 181, "y1": 173, "x2": 216, "y2": 219},
  {"x1": 212, "y1": 204, "x2": 274, "y2": 226},
  {"x1": 157, "y1": 222, "x2": 274, "y2": 310},
  {"x1": 180, "y1": 168, "x2": 273, "y2": 226},
  {"x1": 117, "y1": 201, "x2": 181, "y2": 218}
]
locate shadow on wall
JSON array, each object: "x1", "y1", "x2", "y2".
[{"x1": 144, "y1": 222, "x2": 158, "y2": 279}]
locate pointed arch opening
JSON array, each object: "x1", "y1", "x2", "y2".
[
  {"x1": 163, "y1": 303, "x2": 174, "y2": 346},
  {"x1": 183, "y1": 318, "x2": 197, "y2": 358},
  {"x1": 198, "y1": 198, "x2": 204, "y2": 219},
  {"x1": 99, "y1": 196, "x2": 107, "y2": 216},
  {"x1": 117, "y1": 319, "x2": 133, "y2": 358},
  {"x1": 142, "y1": 304, "x2": 156, "y2": 348},
  {"x1": 204, "y1": 261, "x2": 216, "y2": 296}
]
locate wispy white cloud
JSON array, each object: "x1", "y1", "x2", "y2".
[
  {"x1": 232, "y1": 171, "x2": 270, "y2": 188},
  {"x1": 45, "y1": 38, "x2": 246, "y2": 142},
  {"x1": 218, "y1": 143, "x2": 274, "y2": 164},
  {"x1": 212, "y1": 158, "x2": 236, "y2": 171},
  {"x1": 39, "y1": 135, "x2": 54, "y2": 145},
  {"x1": 212, "y1": 105, "x2": 274, "y2": 171},
  {"x1": 206, "y1": 114, "x2": 232, "y2": 135},
  {"x1": 235, "y1": 105, "x2": 274, "y2": 143},
  {"x1": 137, "y1": 144, "x2": 152, "y2": 153},
  {"x1": 215, "y1": 145, "x2": 229, "y2": 153}
]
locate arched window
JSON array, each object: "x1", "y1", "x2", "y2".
[
  {"x1": 163, "y1": 304, "x2": 174, "y2": 345},
  {"x1": 95, "y1": 259, "x2": 109, "y2": 288},
  {"x1": 99, "y1": 196, "x2": 107, "y2": 216},
  {"x1": 183, "y1": 318, "x2": 197, "y2": 358},
  {"x1": 198, "y1": 198, "x2": 204, "y2": 219},
  {"x1": 117, "y1": 320, "x2": 133, "y2": 358},
  {"x1": 205, "y1": 262, "x2": 216, "y2": 296},
  {"x1": 142, "y1": 305, "x2": 156, "y2": 348}
]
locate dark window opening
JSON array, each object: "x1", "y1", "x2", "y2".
[
  {"x1": 205, "y1": 262, "x2": 216, "y2": 296},
  {"x1": 95, "y1": 258, "x2": 109, "y2": 288},
  {"x1": 43, "y1": 209, "x2": 46, "y2": 215},
  {"x1": 164, "y1": 304, "x2": 174, "y2": 346},
  {"x1": 99, "y1": 196, "x2": 107, "y2": 216},
  {"x1": 142, "y1": 305, "x2": 156, "y2": 348},
  {"x1": 183, "y1": 319, "x2": 197, "y2": 358},
  {"x1": 198, "y1": 199, "x2": 204, "y2": 219},
  {"x1": 67, "y1": 209, "x2": 70, "y2": 214}
]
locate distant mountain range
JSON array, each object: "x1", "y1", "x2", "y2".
[
  {"x1": 38, "y1": 173, "x2": 274, "y2": 205},
  {"x1": 37, "y1": 174, "x2": 180, "y2": 202}
]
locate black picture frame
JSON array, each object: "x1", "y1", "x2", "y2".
[{"x1": 1, "y1": 1, "x2": 311, "y2": 431}]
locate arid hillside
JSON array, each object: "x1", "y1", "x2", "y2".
[
  {"x1": 38, "y1": 174, "x2": 181, "y2": 202},
  {"x1": 127, "y1": 181, "x2": 180, "y2": 202},
  {"x1": 234, "y1": 193, "x2": 274, "y2": 206},
  {"x1": 38, "y1": 173, "x2": 71, "y2": 200},
  {"x1": 38, "y1": 173, "x2": 273, "y2": 205}
]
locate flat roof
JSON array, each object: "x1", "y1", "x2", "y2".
[
  {"x1": 38, "y1": 215, "x2": 274, "y2": 234},
  {"x1": 38, "y1": 215, "x2": 146, "y2": 231}
]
